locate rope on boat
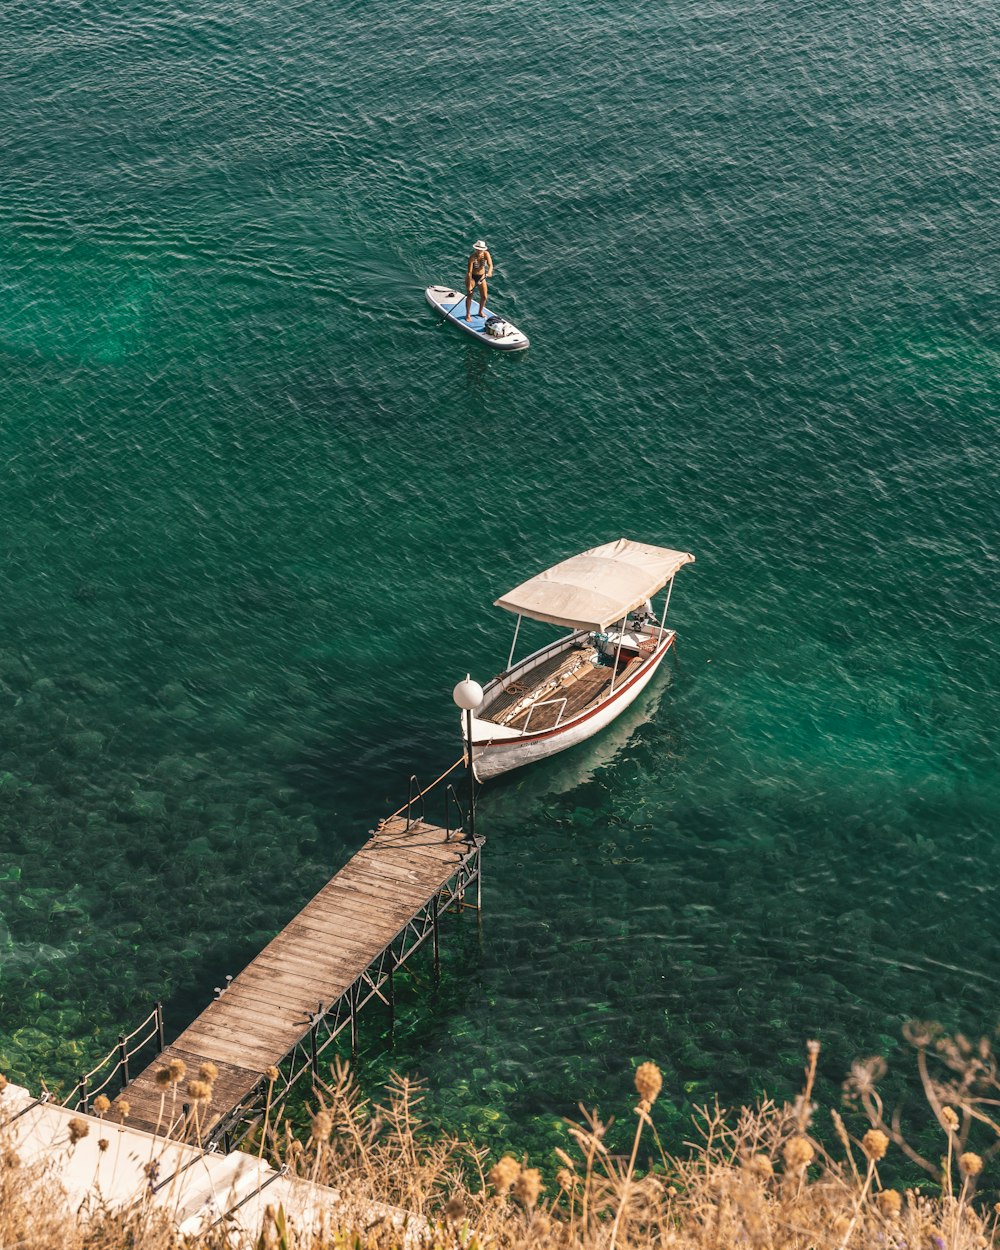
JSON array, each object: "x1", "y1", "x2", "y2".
[{"x1": 380, "y1": 755, "x2": 466, "y2": 825}]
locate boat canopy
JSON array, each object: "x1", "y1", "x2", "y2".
[{"x1": 494, "y1": 539, "x2": 695, "y2": 631}]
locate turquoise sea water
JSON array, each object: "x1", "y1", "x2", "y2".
[{"x1": 2, "y1": 0, "x2": 998, "y2": 1158}]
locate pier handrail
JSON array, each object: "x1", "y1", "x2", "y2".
[
  {"x1": 63, "y1": 1003, "x2": 164, "y2": 1112},
  {"x1": 405, "y1": 774, "x2": 425, "y2": 829},
  {"x1": 208, "y1": 1164, "x2": 289, "y2": 1229},
  {"x1": 445, "y1": 783, "x2": 466, "y2": 840},
  {"x1": 381, "y1": 756, "x2": 465, "y2": 827}
]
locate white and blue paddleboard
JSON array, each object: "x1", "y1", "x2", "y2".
[{"x1": 425, "y1": 284, "x2": 529, "y2": 351}]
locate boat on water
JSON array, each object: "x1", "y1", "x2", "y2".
[{"x1": 460, "y1": 539, "x2": 695, "y2": 781}]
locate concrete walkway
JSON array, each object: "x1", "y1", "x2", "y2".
[{"x1": 1, "y1": 1081, "x2": 411, "y2": 1241}]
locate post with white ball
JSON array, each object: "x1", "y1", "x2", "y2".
[{"x1": 452, "y1": 674, "x2": 484, "y2": 845}]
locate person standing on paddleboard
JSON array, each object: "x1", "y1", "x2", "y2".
[{"x1": 465, "y1": 241, "x2": 493, "y2": 321}]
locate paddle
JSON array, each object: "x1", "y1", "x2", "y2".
[{"x1": 439, "y1": 273, "x2": 493, "y2": 324}]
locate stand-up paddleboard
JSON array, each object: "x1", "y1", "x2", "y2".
[{"x1": 425, "y1": 285, "x2": 529, "y2": 351}]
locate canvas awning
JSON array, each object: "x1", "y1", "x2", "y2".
[{"x1": 494, "y1": 539, "x2": 695, "y2": 631}]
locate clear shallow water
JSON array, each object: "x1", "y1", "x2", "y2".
[{"x1": 1, "y1": 0, "x2": 998, "y2": 1158}]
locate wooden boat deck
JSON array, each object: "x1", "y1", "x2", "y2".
[
  {"x1": 481, "y1": 648, "x2": 584, "y2": 722},
  {"x1": 112, "y1": 816, "x2": 479, "y2": 1140},
  {"x1": 481, "y1": 645, "x2": 646, "y2": 733}
]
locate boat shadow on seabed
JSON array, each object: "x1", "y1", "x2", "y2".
[{"x1": 481, "y1": 671, "x2": 672, "y2": 823}]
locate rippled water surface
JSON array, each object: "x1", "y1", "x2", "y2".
[{"x1": 2, "y1": 0, "x2": 998, "y2": 1157}]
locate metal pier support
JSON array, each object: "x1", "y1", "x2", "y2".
[{"x1": 432, "y1": 902, "x2": 441, "y2": 980}]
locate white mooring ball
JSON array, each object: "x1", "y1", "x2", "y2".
[{"x1": 452, "y1": 675, "x2": 484, "y2": 710}]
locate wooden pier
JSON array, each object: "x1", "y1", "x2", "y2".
[{"x1": 109, "y1": 808, "x2": 481, "y2": 1149}]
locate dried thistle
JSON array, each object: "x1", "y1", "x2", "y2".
[
  {"x1": 92, "y1": 1095, "x2": 111, "y2": 1116},
  {"x1": 862, "y1": 1129, "x2": 889, "y2": 1161},
  {"x1": 942, "y1": 1106, "x2": 960, "y2": 1132},
  {"x1": 843, "y1": 1055, "x2": 887, "y2": 1100},
  {"x1": 443, "y1": 1194, "x2": 466, "y2": 1223},
  {"x1": 186, "y1": 1079, "x2": 212, "y2": 1103},
  {"x1": 67, "y1": 1117, "x2": 89, "y2": 1145},
  {"x1": 745, "y1": 1153, "x2": 774, "y2": 1179},
  {"x1": 154, "y1": 1068, "x2": 171, "y2": 1089},
  {"x1": 530, "y1": 1212, "x2": 553, "y2": 1236},
  {"x1": 310, "y1": 1110, "x2": 333, "y2": 1143},
  {"x1": 635, "y1": 1061, "x2": 663, "y2": 1107},
  {"x1": 959, "y1": 1152, "x2": 983, "y2": 1176},
  {"x1": 513, "y1": 1166, "x2": 544, "y2": 1209},
  {"x1": 198, "y1": 1062, "x2": 218, "y2": 1083},
  {"x1": 167, "y1": 1058, "x2": 186, "y2": 1083},
  {"x1": 556, "y1": 1167, "x2": 577, "y2": 1191},
  {"x1": 117, "y1": 1100, "x2": 130, "y2": 1119},
  {"x1": 782, "y1": 1135, "x2": 814, "y2": 1172},
  {"x1": 265, "y1": 1066, "x2": 280, "y2": 1083},
  {"x1": 7, "y1": 1043, "x2": 1000, "y2": 1250},
  {"x1": 488, "y1": 1155, "x2": 521, "y2": 1196}
]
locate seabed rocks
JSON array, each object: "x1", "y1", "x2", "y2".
[{"x1": 0, "y1": 647, "x2": 336, "y2": 1095}]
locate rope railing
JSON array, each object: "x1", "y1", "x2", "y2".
[
  {"x1": 63, "y1": 1003, "x2": 164, "y2": 1113},
  {"x1": 121, "y1": 1006, "x2": 161, "y2": 1048}
]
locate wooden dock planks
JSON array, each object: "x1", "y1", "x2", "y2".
[{"x1": 113, "y1": 817, "x2": 478, "y2": 1137}]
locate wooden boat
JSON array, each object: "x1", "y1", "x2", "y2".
[{"x1": 463, "y1": 539, "x2": 695, "y2": 780}]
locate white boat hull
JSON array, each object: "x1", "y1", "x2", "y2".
[{"x1": 469, "y1": 635, "x2": 673, "y2": 781}]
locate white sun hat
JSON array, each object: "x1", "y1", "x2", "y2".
[{"x1": 473, "y1": 240, "x2": 488, "y2": 250}]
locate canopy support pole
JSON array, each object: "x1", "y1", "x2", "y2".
[
  {"x1": 506, "y1": 615, "x2": 522, "y2": 672},
  {"x1": 659, "y1": 576, "x2": 675, "y2": 643},
  {"x1": 608, "y1": 618, "x2": 626, "y2": 694}
]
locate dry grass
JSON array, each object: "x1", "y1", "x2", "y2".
[{"x1": 2, "y1": 1026, "x2": 1000, "y2": 1249}]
